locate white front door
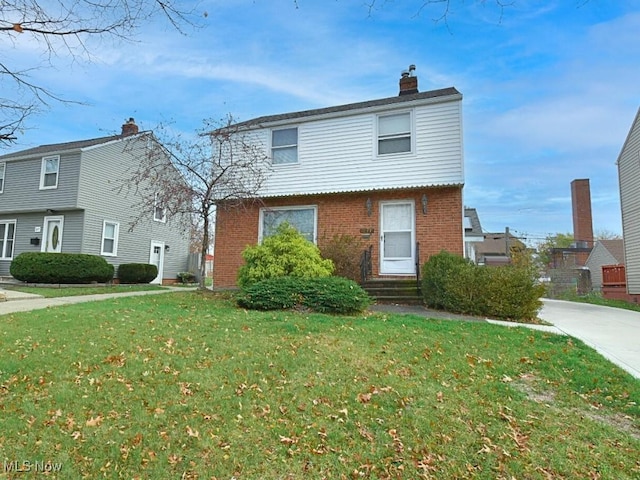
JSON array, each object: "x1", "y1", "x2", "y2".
[
  {"x1": 149, "y1": 241, "x2": 165, "y2": 285},
  {"x1": 380, "y1": 201, "x2": 415, "y2": 275},
  {"x1": 42, "y1": 216, "x2": 64, "y2": 253}
]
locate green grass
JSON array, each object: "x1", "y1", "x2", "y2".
[
  {"x1": 558, "y1": 290, "x2": 640, "y2": 312},
  {"x1": 0, "y1": 291, "x2": 638, "y2": 479},
  {"x1": 3, "y1": 284, "x2": 166, "y2": 298}
]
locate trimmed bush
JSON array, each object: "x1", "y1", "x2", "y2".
[
  {"x1": 117, "y1": 263, "x2": 158, "y2": 284},
  {"x1": 237, "y1": 276, "x2": 371, "y2": 314},
  {"x1": 319, "y1": 234, "x2": 364, "y2": 282},
  {"x1": 237, "y1": 223, "x2": 334, "y2": 288},
  {"x1": 421, "y1": 251, "x2": 473, "y2": 311},
  {"x1": 177, "y1": 272, "x2": 197, "y2": 284},
  {"x1": 10, "y1": 252, "x2": 114, "y2": 284},
  {"x1": 421, "y1": 251, "x2": 545, "y2": 321}
]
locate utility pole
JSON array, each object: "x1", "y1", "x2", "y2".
[{"x1": 505, "y1": 227, "x2": 511, "y2": 260}]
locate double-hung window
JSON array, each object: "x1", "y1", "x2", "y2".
[
  {"x1": 260, "y1": 206, "x2": 317, "y2": 243},
  {"x1": 378, "y1": 112, "x2": 412, "y2": 155},
  {"x1": 153, "y1": 193, "x2": 166, "y2": 223},
  {"x1": 0, "y1": 220, "x2": 16, "y2": 259},
  {"x1": 40, "y1": 155, "x2": 60, "y2": 189},
  {"x1": 101, "y1": 221, "x2": 119, "y2": 256},
  {"x1": 271, "y1": 127, "x2": 298, "y2": 165},
  {"x1": 0, "y1": 162, "x2": 5, "y2": 193}
]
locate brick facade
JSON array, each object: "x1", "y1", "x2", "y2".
[{"x1": 213, "y1": 186, "x2": 463, "y2": 288}]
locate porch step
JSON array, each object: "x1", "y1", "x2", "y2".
[{"x1": 361, "y1": 279, "x2": 423, "y2": 305}]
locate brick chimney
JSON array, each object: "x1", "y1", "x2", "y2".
[
  {"x1": 571, "y1": 179, "x2": 594, "y2": 249},
  {"x1": 399, "y1": 64, "x2": 418, "y2": 96},
  {"x1": 121, "y1": 117, "x2": 139, "y2": 136}
]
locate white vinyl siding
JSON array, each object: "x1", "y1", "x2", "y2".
[
  {"x1": 259, "y1": 206, "x2": 317, "y2": 243},
  {"x1": 101, "y1": 221, "x2": 119, "y2": 256},
  {"x1": 271, "y1": 127, "x2": 298, "y2": 165},
  {"x1": 378, "y1": 112, "x2": 412, "y2": 155},
  {"x1": 618, "y1": 108, "x2": 640, "y2": 294},
  {"x1": 0, "y1": 162, "x2": 5, "y2": 193},
  {"x1": 257, "y1": 98, "x2": 463, "y2": 197},
  {"x1": 40, "y1": 155, "x2": 60, "y2": 189},
  {"x1": 0, "y1": 220, "x2": 17, "y2": 259}
]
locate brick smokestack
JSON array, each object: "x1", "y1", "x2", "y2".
[
  {"x1": 571, "y1": 179, "x2": 594, "y2": 248},
  {"x1": 121, "y1": 117, "x2": 139, "y2": 136},
  {"x1": 399, "y1": 64, "x2": 418, "y2": 96}
]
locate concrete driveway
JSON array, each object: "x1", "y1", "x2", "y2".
[{"x1": 538, "y1": 298, "x2": 640, "y2": 380}]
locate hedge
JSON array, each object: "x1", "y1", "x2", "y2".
[
  {"x1": 10, "y1": 252, "x2": 114, "y2": 284},
  {"x1": 421, "y1": 251, "x2": 545, "y2": 322},
  {"x1": 117, "y1": 263, "x2": 158, "y2": 284},
  {"x1": 237, "y1": 276, "x2": 371, "y2": 314}
]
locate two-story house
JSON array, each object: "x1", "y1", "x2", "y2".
[
  {"x1": 616, "y1": 107, "x2": 640, "y2": 302},
  {"x1": 213, "y1": 69, "x2": 465, "y2": 288},
  {"x1": 0, "y1": 119, "x2": 190, "y2": 284}
]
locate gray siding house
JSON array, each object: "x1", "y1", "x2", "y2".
[
  {"x1": 585, "y1": 239, "x2": 625, "y2": 291},
  {"x1": 617, "y1": 107, "x2": 640, "y2": 297},
  {"x1": 0, "y1": 120, "x2": 189, "y2": 284}
]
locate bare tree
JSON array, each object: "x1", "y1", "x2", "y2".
[
  {"x1": 363, "y1": 0, "x2": 513, "y2": 23},
  {"x1": 125, "y1": 116, "x2": 271, "y2": 289},
  {"x1": 1, "y1": 0, "x2": 200, "y2": 145}
]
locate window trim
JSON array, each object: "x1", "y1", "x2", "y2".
[
  {"x1": 270, "y1": 127, "x2": 299, "y2": 165},
  {"x1": 258, "y1": 205, "x2": 318, "y2": 244},
  {"x1": 0, "y1": 162, "x2": 5, "y2": 193},
  {"x1": 153, "y1": 193, "x2": 166, "y2": 223},
  {"x1": 39, "y1": 155, "x2": 60, "y2": 190},
  {"x1": 376, "y1": 111, "x2": 414, "y2": 157},
  {"x1": 0, "y1": 219, "x2": 17, "y2": 260},
  {"x1": 101, "y1": 220, "x2": 120, "y2": 256}
]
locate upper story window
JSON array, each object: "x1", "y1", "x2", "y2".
[
  {"x1": 0, "y1": 162, "x2": 5, "y2": 193},
  {"x1": 271, "y1": 127, "x2": 298, "y2": 165},
  {"x1": 40, "y1": 155, "x2": 60, "y2": 189},
  {"x1": 0, "y1": 220, "x2": 16, "y2": 259},
  {"x1": 153, "y1": 193, "x2": 166, "y2": 223},
  {"x1": 378, "y1": 112, "x2": 412, "y2": 155},
  {"x1": 101, "y1": 221, "x2": 120, "y2": 256}
]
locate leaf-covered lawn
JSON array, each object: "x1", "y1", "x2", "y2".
[{"x1": 1, "y1": 292, "x2": 638, "y2": 479}]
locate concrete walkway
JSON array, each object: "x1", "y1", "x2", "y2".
[
  {"x1": 0, "y1": 286, "x2": 192, "y2": 315},
  {"x1": 537, "y1": 298, "x2": 640, "y2": 380}
]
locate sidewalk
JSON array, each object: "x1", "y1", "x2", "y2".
[{"x1": 0, "y1": 286, "x2": 192, "y2": 315}]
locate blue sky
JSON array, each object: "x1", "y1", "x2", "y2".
[{"x1": 3, "y1": 1, "x2": 639, "y2": 244}]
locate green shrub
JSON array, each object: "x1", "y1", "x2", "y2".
[
  {"x1": 421, "y1": 251, "x2": 544, "y2": 321},
  {"x1": 10, "y1": 252, "x2": 114, "y2": 284},
  {"x1": 421, "y1": 251, "x2": 472, "y2": 310},
  {"x1": 177, "y1": 272, "x2": 197, "y2": 284},
  {"x1": 237, "y1": 276, "x2": 371, "y2": 314},
  {"x1": 237, "y1": 223, "x2": 334, "y2": 288},
  {"x1": 117, "y1": 263, "x2": 158, "y2": 284},
  {"x1": 319, "y1": 234, "x2": 364, "y2": 282}
]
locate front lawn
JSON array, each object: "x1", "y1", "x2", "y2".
[{"x1": 1, "y1": 292, "x2": 638, "y2": 479}]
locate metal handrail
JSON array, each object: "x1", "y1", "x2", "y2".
[
  {"x1": 360, "y1": 245, "x2": 373, "y2": 283},
  {"x1": 415, "y1": 241, "x2": 421, "y2": 293}
]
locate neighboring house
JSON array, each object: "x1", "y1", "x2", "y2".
[
  {"x1": 0, "y1": 119, "x2": 190, "y2": 284},
  {"x1": 585, "y1": 239, "x2": 625, "y2": 291},
  {"x1": 617, "y1": 107, "x2": 640, "y2": 300},
  {"x1": 464, "y1": 207, "x2": 484, "y2": 263},
  {"x1": 213, "y1": 68, "x2": 465, "y2": 288},
  {"x1": 475, "y1": 231, "x2": 526, "y2": 266}
]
